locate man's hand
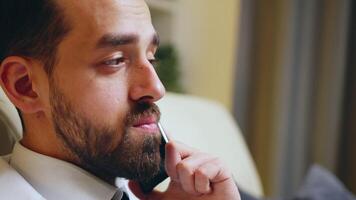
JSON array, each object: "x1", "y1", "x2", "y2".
[{"x1": 129, "y1": 141, "x2": 241, "y2": 200}]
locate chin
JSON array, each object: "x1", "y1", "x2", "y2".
[{"x1": 92, "y1": 130, "x2": 163, "y2": 182}]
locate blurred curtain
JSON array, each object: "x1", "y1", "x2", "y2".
[
  {"x1": 233, "y1": 0, "x2": 351, "y2": 197},
  {"x1": 339, "y1": 0, "x2": 356, "y2": 194}
]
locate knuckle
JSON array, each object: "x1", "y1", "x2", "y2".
[
  {"x1": 195, "y1": 167, "x2": 208, "y2": 178},
  {"x1": 176, "y1": 162, "x2": 192, "y2": 174}
]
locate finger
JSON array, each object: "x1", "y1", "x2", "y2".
[
  {"x1": 169, "y1": 141, "x2": 197, "y2": 158},
  {"x1": 195, "y1": 159, "x2": 241, "y2": 199},
  {"x1": 176, "y1": 153, "x2": 214, "y2": 195},
  {"x1": 165, "y1": 141, "x2": 195, "y2": 181},
  {"x1": 194, "y1": 165, "x2": 213, "y2": 194},
  {"x1": 195, "y1": 158, "x2": 231, "y2": 188}
]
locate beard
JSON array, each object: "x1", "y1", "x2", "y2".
[{"x1": 49, "y1": 82, "x2": 162, "y2": 184}]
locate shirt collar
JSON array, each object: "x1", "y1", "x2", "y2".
[{"x1": 9, "y1": 142, "x2": 118, "y2": 200}]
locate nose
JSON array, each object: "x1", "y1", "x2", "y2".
[{"x1": 129, "y1": 59, "x2": 166, "y2": 104}]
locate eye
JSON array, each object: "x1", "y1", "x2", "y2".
[{"x1": 102, "y1": 57, "x2": 127, "y2": 68}]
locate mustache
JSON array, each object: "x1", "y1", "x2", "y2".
[{"x1": 125, "y1": 102, "x2": 161, "y2": 126}]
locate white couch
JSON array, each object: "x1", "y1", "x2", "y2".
[{"x1": 0, "y1": 88, "x2": 263, "y2": 198}]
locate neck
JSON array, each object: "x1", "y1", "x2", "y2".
[
  {"x1": 20, "y1": 111, "x2": 79, "y2": 165},
  {"x1": 20, "y1": 112, "x2": 118, "y2": 187}
]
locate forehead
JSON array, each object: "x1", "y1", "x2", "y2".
[{"x1": 58, "y1": 0, "x2": 154, "y2": 44}]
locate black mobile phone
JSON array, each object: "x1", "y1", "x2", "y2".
[{"x1": 138, "y1": 122, "x2": 169, "y2": 194}]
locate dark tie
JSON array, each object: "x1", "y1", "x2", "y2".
[{"x1": 111, "y1": 191, "x2": 129, "y2": 200}]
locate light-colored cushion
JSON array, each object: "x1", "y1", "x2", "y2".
[
  {"x1": 0, "y1": 88, "x2": 22, "y2": 155},
  {"x1": 157, "y1": 93, "x2": 263, "y2": 197}
]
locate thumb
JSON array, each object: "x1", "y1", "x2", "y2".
[{"x1": 128, "y1": 181, "x2": 163, "y2": 200}]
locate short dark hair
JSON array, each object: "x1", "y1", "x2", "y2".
[
  {"x1": 0, "y1": 1, "x2": 71, "y2": 132},
  {"x1": 0, "y1": 0, "x2": 71, "y2": 75}
]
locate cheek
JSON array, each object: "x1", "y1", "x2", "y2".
[
  {"x1": 78, "y1": 83, "x2": 129, "y2": 127},
  {"x1": 57, "y1": 71, "x2": 130, "y2": 128},
  {"x1": 53, "y1": 50, "x2": 130, "y2": 128}
]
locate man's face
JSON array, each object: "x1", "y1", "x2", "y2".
[{"x1": 45, "y1": 0, "x2": 165, "y2": 183}]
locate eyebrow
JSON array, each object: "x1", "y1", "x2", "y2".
[{"x1": 95, "y1": 33, "x2": 160, "y2": 49}]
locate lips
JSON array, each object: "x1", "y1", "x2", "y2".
[{"x1": 131, "y1": 115, "x2": 159, "y2": 132}]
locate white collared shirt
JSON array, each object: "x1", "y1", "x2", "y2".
[{"x1": 9, "y1": 143, "x2": 138, "y2": 200}]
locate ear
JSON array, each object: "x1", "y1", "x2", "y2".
[{"x1": 0, "y1": 56, "x2": 43, "y2": 114}]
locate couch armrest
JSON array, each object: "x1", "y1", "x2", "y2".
[{"x1": 0, "y1": 88, "x2": 22, "y2": 155}]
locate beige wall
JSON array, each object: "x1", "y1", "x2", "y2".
[{"x1": 171, "y1": 0, "x2": 240, "y2": 110}]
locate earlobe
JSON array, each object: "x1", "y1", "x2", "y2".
[{"x1": 0, "y1": 56, "x2": 43, "y2": 114}]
